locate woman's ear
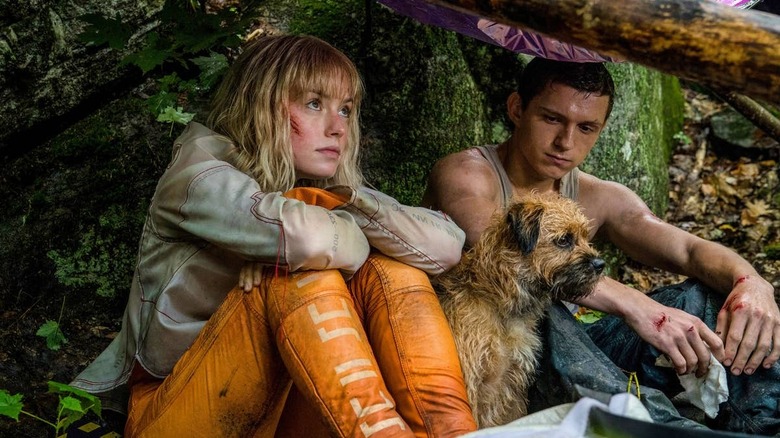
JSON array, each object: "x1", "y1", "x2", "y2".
[{"x1": 507, "y1": 92, "x2": 523, "y2": 125}]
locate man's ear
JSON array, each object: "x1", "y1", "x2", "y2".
[{"x1": 507, "y1": 92, "x2": 523, "y2": 125}]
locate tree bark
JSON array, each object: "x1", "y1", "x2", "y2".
[{"x1": 427, "y1": 0, "x2": 780, "y2": 105}]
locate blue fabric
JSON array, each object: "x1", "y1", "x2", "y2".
[{"x1": 529, "y1": 280, "x2": 780, "y2": 436}]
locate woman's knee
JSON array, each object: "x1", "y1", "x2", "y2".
[{"x1": 261, "y1": 269, "x2": 352, "y2": 318}]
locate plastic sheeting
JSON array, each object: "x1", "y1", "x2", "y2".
[{"x1": 376, "y1": 0, "x2": 765, "y2": 63}]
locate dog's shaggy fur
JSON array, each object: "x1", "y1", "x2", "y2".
[{"x1": 436, "y1": 193, "x2": 605, "y2": 428}]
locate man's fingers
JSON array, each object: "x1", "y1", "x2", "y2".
[
  {"x1": 715, "y1": 307, "x2": 729, "y2": 344},
  {"x1": 743, "y1": 323, "x2": 774, "y2": 375},
  {"x1": 763, "y1": 325, "x2": 780, "y2": 369},
  {"x1": 722, "y1": 310, "x2": 748, "y2": 367},
  {"x1": 730, "y1": 315, "x2": 761, "y2": 375},
  {"x1": 689, "y1": 327, "x2": 715, "y2": 378}
]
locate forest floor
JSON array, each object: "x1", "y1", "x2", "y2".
[{"x1": 0, "y1": 87, "x2": 778, "y2": 437}]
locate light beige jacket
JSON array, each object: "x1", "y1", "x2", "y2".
[{"x1": 70, "y1": 122, "x2": 466, "y2": 411}]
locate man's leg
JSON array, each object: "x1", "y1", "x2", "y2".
[
  {"x1": 528, "y1": 301, "x2": 707, "y2": 430},
  {"x1": 586, "y1": 280, "x2": 780, "y2": 435}
]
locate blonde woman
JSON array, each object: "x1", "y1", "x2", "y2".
[{"x1": 72, "y1": 35, "x2": 476, "y2": 437}]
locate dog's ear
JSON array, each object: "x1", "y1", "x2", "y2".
[{"x1": 507, "y1": 203, "x2": 543, "y2": 255}]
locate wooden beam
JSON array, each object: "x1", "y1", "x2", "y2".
[{"x1": 426, "y1": 0, "x2": 780, "y2": 104}]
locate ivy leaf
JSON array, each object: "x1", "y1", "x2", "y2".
[
  {"x1": 191, "y1": 52, "x2": 228, "y2": 90},
  {"x1": 0, "y1": 390, "x2": 24, "y2": 421},
  {"x1": 78, "y1": 13, "x2": 132, "y2": 50},
  {"x1": 36, "y1": 320, "x2": 67, "y2": 351},
  {"x1": 157, "y1": 106, "x2": 195, "y2": 125}
]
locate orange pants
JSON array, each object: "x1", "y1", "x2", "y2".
[{"x1": 125, "y1": 255, "x2": 475, "y2": 437}]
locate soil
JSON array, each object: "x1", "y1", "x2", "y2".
[{"x1": 0, "y1": 88, "x2": 778, "y2": 438}]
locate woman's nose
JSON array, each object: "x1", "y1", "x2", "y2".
[{"x1": 328, "y1": 113, "x2": 346, "y2": 137}]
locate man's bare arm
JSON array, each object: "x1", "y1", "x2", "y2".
[
  {"x1": 422, "y1": 150, "x2": 503, "y2": 247},
  {"x1": 582, "y1": 176, "x2": 779, "y2": 375}
]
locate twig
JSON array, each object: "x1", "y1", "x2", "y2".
[{"x1": 713, "y1": 89, "x2": 780, "y2": 143}]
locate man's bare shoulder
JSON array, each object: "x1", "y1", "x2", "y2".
[{"x1": 424, "y1": 148, "x2": 499, "y2": 209}]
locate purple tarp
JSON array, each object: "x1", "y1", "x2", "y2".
[{"x1": 376, "y1": 0, "x2": 764, "y2": 63}]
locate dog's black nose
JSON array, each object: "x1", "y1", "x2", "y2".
[{"x1": 591, "y1": 258, "x2": 605, "y2": 274}]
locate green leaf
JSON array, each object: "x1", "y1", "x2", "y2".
[
  {"x1": 574, "y1": 309, "x2": 606, "y2": 324},
  {"x1": 60, "y1": 396, "x2": 86, "y2": 414},
  {"x1": 156, "y1": 106, "x2": 195, "y2": 125},
  {"x1": 36, "y1": 320, "x2": 67, "y2": 351},
  {"x1": 192, "y1": 52, "x2": 228, "y2": 90},
  {"x1": 48, "y1": 382, "x2": 102, "y2": 418},
  {"x1": 0, "y1": 390, "x2": 24, "y2": 421},
  {"x1": 121, "y1": 33, "x2": 174, "y2": 74},
  {"x1": 147, "y1": 91, "x2": 179, "y2": 116},
  {"x1": 77, "y1": 13, "x2": 132, "y2": 50}
]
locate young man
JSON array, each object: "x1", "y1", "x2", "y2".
[{"x1": 422, "y1": 57, "x2": 780, "y2": 434}]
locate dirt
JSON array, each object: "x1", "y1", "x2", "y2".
[{"x1": 0, "y1": 88, "x2": 778, "y2": 437}]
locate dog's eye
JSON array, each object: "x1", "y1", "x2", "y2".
[{"x1": 555, "y1": 234, "x2": 574, "y2": 249}]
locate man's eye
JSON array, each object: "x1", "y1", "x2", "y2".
[
  {"x1": 555, "y1": 234, "x2": 574, "y2": 248},
  {"x1": 544, "y1": 115, "x2": 558, "y2": 123},
  {"x1": 580, "y1": 125, "x2": 595, "y2": 134}
]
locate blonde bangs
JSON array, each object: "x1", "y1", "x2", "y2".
[{"x1": 208, "y1": 35, "x2": 364, "y2": 192}]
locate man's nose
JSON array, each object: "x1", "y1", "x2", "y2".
[{"x1": 555, "y1": 126, "x2": 575, "y2": 150}]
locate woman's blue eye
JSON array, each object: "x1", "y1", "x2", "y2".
[
  {"x1": 339, "y1": 107, "x2": 351, "y2": 117},
  {"x1": 306, "y1": 100, "x2": 321, "y2": 110}
]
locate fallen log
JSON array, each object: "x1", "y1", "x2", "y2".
[{"x1": 427, "y1": 0, "x2": 780, "y2": 104}]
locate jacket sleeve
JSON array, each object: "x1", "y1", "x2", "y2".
[
  {"x1": 151, "y1": 164, "x2": 370, "y2": 276},
  {"x1": 327, "y1": 185, "x2": 466, "y2": 275}
]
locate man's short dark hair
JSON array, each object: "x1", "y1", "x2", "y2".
[{"x1": 518, "y1": 58, "x2": 615, "y2": 121}]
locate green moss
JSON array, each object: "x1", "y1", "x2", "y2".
[
  {"x1": 581, "y1": 63, "x2": 683, "y2": 216},
  {"x1": 359, "y1": 21, "x2": 492, "y2": 204},
  {"x1": 766, "y1": 243, "x2": 780, "y2": 260},
  {"x1": 0, "y1": 96, "x2": 169, "y2": 302}
]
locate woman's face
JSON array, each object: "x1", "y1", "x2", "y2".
[{"x1": 288, "y1": 82, "x2": 354, "y2": 180}]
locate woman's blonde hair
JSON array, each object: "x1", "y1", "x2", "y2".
[{"x1": 207, "y1": 34, "x2": 364, "y2": 192}]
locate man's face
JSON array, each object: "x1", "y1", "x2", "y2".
[{"x1": 511, "y1": 83, "x2": 610, "y2": 180}]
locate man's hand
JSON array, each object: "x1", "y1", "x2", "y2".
[
  {"x1": 626, "y1": 300, "x2": 725, "y2": 378},
  {"x1": 716, "y1": 275, "x2": 780, "y2": 375}
]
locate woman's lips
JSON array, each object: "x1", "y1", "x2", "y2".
[{"x1": 319, "y1": 147, "x2": 341, "y2": 159}]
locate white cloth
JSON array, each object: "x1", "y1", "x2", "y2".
[
  {"x1": 461, "y1": 393, "x2": 652, "y2": 437},
  {"x1": 655, "y1": 353, "x2": 729, "y2": 418}
]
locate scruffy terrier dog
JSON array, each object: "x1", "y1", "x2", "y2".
[{"x1": 436, "y1": 193, "x2": 605, "y2": 428}]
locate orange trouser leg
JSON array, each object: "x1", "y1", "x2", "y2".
[
  {"x1": 276, "y1": 254, "x2": 477, "y2": 438},
  {"x1": 125, "y1": 286, "x2": 292, "y2": 438},
  {"x1": 350, "y1": 254, "x2": 477, "y2": 437},
  {"x1": 126, "y1": 269, "x2": 412, "y2": 438},
  {"x1": 268, "y1": 269, "x2": 412, "y2": 437}
]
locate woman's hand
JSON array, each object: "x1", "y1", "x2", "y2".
[{"x1": 240, "y1": 261, "x2": 263, "y2": 292}]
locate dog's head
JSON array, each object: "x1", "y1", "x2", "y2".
[{"x1": 478, "y1": 192, "x2": 604, "y2": 304}]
